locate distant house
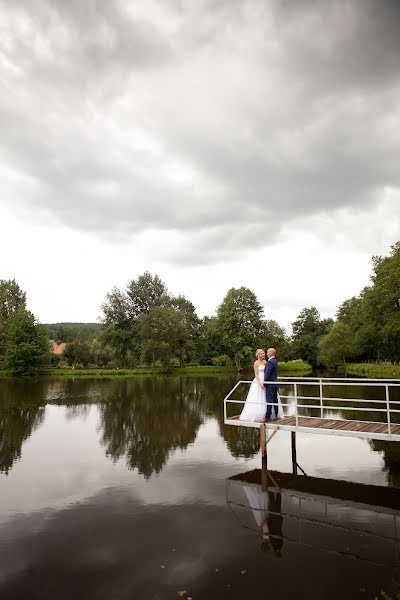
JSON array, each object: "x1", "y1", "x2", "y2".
[{"x1": 50, "y1": 341, "x2": 67, "y2": 355}]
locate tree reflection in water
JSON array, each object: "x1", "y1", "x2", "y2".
[
  {"x1": 1, "y1": 375, "x2": 399, "y2": 484},
  {"x1": 98, "y1": 377, "x2": 205, "y2": 477},
  {"x1": 0, "y1": 379, "x2": 46, "y2": 475}
]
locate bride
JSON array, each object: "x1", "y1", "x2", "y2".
[
  {"x1": 239, "y1": 349, "x2": 268, "y2": 422},
  {"x1": 239, "y1": 348, "x2": 284, "y2": 422}
]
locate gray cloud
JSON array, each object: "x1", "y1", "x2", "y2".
[{"x1": 0, "y1": 0, "x2": 400, "y2": 263}]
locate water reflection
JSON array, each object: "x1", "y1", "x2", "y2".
[
  {"x1": 98, "y1": 378, "x2": 205, "y2": 477},
  {"x1": 1, "y1": 376, "x2": 400, "y2": 599},
  {"x1": 228, "y1": 468, "x2": 400, "y2": 579},
  {"x1": 0, "y1": 380, "x2": 46, "y2": 474},
  {"x1": 0, "y1": 377, "x2": 400, "y2": 483},
  {"x1": 371, "y1": 440, "x2": 400, "y2": 487}
]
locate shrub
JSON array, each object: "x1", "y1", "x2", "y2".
[{"x1": 212, "y1": 354, "x2": 232, "y2": 367}]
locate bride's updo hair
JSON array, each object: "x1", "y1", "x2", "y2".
[{"x1": 256, "y1": 348, "x2": 264, "y2": 358}]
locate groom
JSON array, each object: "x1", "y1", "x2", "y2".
[{"x1": 264, "y1": 347, "x2": 278, "y2": 420}]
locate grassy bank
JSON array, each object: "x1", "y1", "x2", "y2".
[
  {"x1": 0, "y1": 360, "x2": 311, "y2": 379},
  {"x1": 345, "y1": 363, "x2": 400, "y2": 379}
]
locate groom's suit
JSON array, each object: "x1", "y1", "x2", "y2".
[{"x1": 264, "y1": 356, "x2": 278, "y2": 419}]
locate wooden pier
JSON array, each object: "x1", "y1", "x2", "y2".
[{"x1": 224, "y1": 378, "x2": 400, "y2": 459}]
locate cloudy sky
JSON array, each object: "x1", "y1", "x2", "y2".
[{"x1": 0, "y1": 0, "x2": 399, "y2": 330}]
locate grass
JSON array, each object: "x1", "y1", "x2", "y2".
[
  {"x1": 345, "y1": 362, "x2": 400, "y2": 379},
  {"x1": 0, "y1": 360, "x2": 312, "y2": 379},
  {"x1": 279, "y1": 360, "x2": 311, "y2": 373}
]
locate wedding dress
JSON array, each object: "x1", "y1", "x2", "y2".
[{"x1": 239, "y1": 364, "x2": 285, "y2": 422}]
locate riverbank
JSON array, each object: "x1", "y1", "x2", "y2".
[
  {"x1": 0, "y1": 360, "x2": 311, "y2": 379},
  {"x1": 345, "y1": 362, "x2": 400, "y2": 379}
]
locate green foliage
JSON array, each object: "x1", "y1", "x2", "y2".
[
  {"x1": 0, "y1": 279, "x2": 26, "y2": 321},
  {"x1": 45, "y1": 322, "x2": 102, "y2": 342},
  {"x1": 4, "y1": 309, "x2": 50, "y2": 375},
  {"x1": 260, "y1": 319, "x2": 292, "y2": 361},
  {"x1": 216, "y1": 287, "x2": 263, "y2": 371},
  {"x1": 0, "y1": 279, "x2": 27, "y2": 363},
  {"x1": 345, "y1": 363, "x2": 400, "y2": 379},
  {"x1": 211, "y1": 354, "x2": 233, "y2": 367},
  {"x1": 126, "y1": 271, "x2": 170, "y2": 318},
  {"x1": 291, "y1": 307, "x2": 331, "y2": 367},
  {"x1": 193, "y1": 316, "x2": 221, "y2": 365},
  {"x1": 63, "y1": 330, "x2": 92, "y2": 367},
  {"x1": 100, "y1": 272, "x2": 202, "y2": 369},
  {"x1": 318, "y1": 321, "x2": 355, "y2": 367},
  {"x1": 5, "y1": 242, "x2": 399, "y2": 375},
  {"x1": 138, "y1": 306, "x2": 182, "y2": 367},
  {"x1": 336, "y1": 242, "x2": 400, "y2": 363},
  {"x1": 169, "y1": 295, "x2": 200, "y2": 366}
]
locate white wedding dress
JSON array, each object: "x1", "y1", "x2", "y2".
[{"x1": 239, "y1": 364, "x2": 285, "y2": 422}]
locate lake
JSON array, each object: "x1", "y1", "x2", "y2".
[{"x1": 0, "y1": 375, "x2": 399, "y2": 600}]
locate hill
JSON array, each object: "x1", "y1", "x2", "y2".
[{"x1": 44, "y1": 322, "x2": 102, "y2": 342}]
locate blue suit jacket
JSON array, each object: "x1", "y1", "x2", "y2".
[{"x1": 264, "y1": 357, "x2": 278, "y2": 382}]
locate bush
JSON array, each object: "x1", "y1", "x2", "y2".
[{"x1": 212, "y1": 354, "x2": 232, "y2": 367}]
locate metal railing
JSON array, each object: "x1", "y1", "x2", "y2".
[{"x1": 223, "y1": 377, "x2": 400, "y2": 439}]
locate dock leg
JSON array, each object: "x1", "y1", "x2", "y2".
[
  {"x1": 260, "y1": 423, "x2": 266, "y2": 458},
  {"x1": 261, "y1": 456, "x2": 268, "y2": 491},
  {"x1": 291, "y1": 431, "x2": 297, "y2": 475}
]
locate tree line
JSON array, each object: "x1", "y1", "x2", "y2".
[{"x1": 0, "y1": 241, "x2": 398, "y2": 374}]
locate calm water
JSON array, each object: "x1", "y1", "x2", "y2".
[{"x1": 0, "y1": 375, "x2": 399, "y2": 600}]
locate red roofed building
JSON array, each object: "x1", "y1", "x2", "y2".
[{"x1": 51, "y1": 341, "x2": 67, "y2": 355}]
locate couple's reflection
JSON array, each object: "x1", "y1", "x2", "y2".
[
  {"x1": 228, "y1": 465, "x2": 400, "y2": 578},
  {"x1": 243, "y1": 478, "x2": 283, "y2": 557},
  {"x1": 228, "y1": 465, "x2": 284, "y2": 558}
]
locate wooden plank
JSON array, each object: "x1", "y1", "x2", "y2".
[
  {"x1": 226, "y1": 413, "x2": 400, "y2": 438},
  {"x1": 266, "y1": 427, "x2": 280, "y2": 445}
]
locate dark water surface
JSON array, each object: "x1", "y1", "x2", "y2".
[{"x1": 0, "y1": 376, "x2": 399, "y2": 600}]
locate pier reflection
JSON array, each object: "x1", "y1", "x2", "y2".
[{"x1": 227, "y1": 467, "x2": 400, "y2": 580}]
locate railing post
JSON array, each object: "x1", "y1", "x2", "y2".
[
  {"x1": 319, "y1": 379, "x2": 323, "y2": 419},
  {"x1": 386, "y1": 384, "x2": 391, "y2": 436},
  {"x1": 294, "y1": 382, "x2": 298, "y2": 427}
]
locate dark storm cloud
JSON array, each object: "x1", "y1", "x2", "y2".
[{"x1": 0, "y1": 0, "x2": 399, "y2": 262}]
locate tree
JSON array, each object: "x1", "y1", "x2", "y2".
[
  {"x1": 369, "y1": 242, "x2": 400, "y2": 363},
  {"x1": 291, "y1": 307, "x2": 329, "y2": 367},
  {"x1": 193, "y1": 316, "x2": 221, "y2": 365},
  {"x1": 100, "y1": 273, "x2": 171, "y2": 366},
  {"x1": 216, "y1": 287, "x2": 263, "y2": 371},
  {"x1": 336, "y1": 242, "x2": 400, "y2": 363},
  {"x1": 100, "y1": 287, "x2": 137, "y2": 366},
  {"x1": 260, "y1": 319, "x2": 292, "y2": 361},
  {"x1": 126, "y1": 271, "x2": 170, "y2": 318},
  {"x1": 63, "y1": 328, "x2": 93, "y2": 367},
  {"x1": 318, "y1": 321, "x2": 355, "y2": 367},
  {"x1": 138, "y1": 306, "x2": 181, "y2": 367},
  {"x1": 0, "y1": 279, "x2": 27, "y2": 364},
  {"x1": 170, "y1": 295, "x2": 200, "y2": 366},
  {"x1": 4, "y1": 309, "x2": 50, "y2": 375},
  {"x1": 0, "y1": 279, "x2": 26, "y2": 321}
]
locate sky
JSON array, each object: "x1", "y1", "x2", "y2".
[{"x1": 0, "y1": 0, "x2": 399, "y2": 331}]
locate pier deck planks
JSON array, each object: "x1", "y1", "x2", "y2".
[{"x1": 229, "y1": 415, "x2": 400, "y2": 436}]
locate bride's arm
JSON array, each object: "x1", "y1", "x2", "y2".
[{"x1": 254, "y1": 361, "x2": 264, "y2": 389}]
